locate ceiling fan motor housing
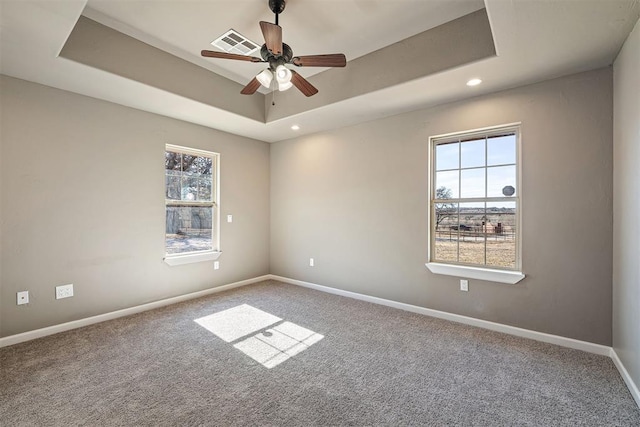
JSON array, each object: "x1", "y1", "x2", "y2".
[
  {"x1": 269, "y1": 0, "x2": 286, "y2": 15},
  {"x1": 261, "y1": 43, "x2": 293, "y2": 68}
]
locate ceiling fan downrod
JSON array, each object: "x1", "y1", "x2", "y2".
[{"x1": 269, "y1": 0, "x2": 286, "y2": 25}]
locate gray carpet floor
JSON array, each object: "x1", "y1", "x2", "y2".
[{"x1": 1, "y1": 280, "x2": 638, "y2": 426}]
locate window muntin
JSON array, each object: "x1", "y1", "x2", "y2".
[
  {"x1": 165, "y1": 145, "x2": 219, "y2": 257},
  {"x1": 430, "y1": 126, "x2": 520, "y2": 271}
]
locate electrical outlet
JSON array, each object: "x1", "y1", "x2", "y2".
[
  {"x1": 214, "y1": 261, "x2": 220, "y2": 270},
  {"x1": 56, "y1": 284, "x2": 74, "y2": 300},
  {"x1": 460, "y1": 279, "x2": 469, "y2": 292},
  {"x1": 309, "y1": 258, "x2": 314, "y2": 267},
  {"x1": 17, "y1": 291, "x2": 29, "y2": 305}
]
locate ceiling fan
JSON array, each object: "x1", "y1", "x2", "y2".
[{"x1": 201, "y1": 0, "x2": 346, "y2": 97}]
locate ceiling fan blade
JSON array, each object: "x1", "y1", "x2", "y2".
[
  {"x1": 259, "y1": 21, "x2": 282, "y2": 55},
  {"x1": 292, "y1": 54, "x2": 346, "y2": 67},
  {"x1": 240, "y1": 77, "x2": 261, "y2": 95},
  {"x1": 290, "y1": 70, "x2": 318, "y2": 97},
  {"x1": 201, "y1": 50, "x2": 263, "y2": 62}
]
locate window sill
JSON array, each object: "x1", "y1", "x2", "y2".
[
  {"x1": 425, "y1": 262, "x2": 525, "y2": 284},
  {"x1": 164, "y1": 251, "x2": 221, "y2": 266}
]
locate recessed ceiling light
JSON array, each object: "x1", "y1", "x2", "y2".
[
  {"x1": 291, "y1": 125, "x2": 300, "y2": 130},
  {"x1": 466, "y1": 78, "x2": 482, "y2": 87}
]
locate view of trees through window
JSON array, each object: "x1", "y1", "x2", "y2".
[
  {"x1": 165, "y1": 148, "x2": 215, "y2": 255},
  {"x1": 432, "y1": 130, "x2": 518, "y2": 269}
]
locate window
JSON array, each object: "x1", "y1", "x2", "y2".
[
  {"x1": 164, "y1": 145, "x2": 220, "y2": 265},
  {"x1": 427, "y1": 124, "x2": 524, "y2": 284}
]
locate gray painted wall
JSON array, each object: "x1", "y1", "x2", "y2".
[
  {"x1": 613, "y1": 19, "x2": 640, "y2": 392},
  {"x1": 266, "y1": 9, "x2": 495, "y2": 122},
  {"x1": 271, "y1": 68, "x2": 613, "y2": 345},
  {"x1": 61, "y1": 17, "x2": 265, "y2": 122},
  {"x1": 0, "y1": 76, "x2": 270, "y2": 337},
  {"x1": 0, "y1": 67, "x2": 619, "y2": 349}
]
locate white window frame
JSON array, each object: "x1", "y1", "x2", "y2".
[
  {"x1": 164, "y1": 144, "x2": 221, "y2": 266},
  {"x1": 425, "y1": 123, "x2": 525, "y2": 284}
]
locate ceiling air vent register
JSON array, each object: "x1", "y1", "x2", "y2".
[{"x1": 211, "y1": 29, "x2": 261, "y2": 56}]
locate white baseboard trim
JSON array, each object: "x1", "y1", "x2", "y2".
[
  {"x1": 611, "y1": 348, "x2": 640, "y2": 408},
  {"x1": 269, "y1": 275, "x2": 611, "y2": 356},
  {"x1": 0, "y1": 275, "x2": 270, "y2": 348},
  {"x1": 3, "y1": 273, "x2": 637, "y2": 410},
  {"x1": 271, "y1": 274, "x2": 640, "y2": 409}
]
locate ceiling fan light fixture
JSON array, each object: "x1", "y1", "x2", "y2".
[
  {"x1": 278, "y1": 80, "x2": 293, "y2": 91},
  {"x1": 275, "y1": 64, "x2": 292, "y2": 84},
  {"x1": 275, "y1": 64, "x2": 293, "y2": 91},
  {"x1": 256, "y1": 69, "x2": 273, "y2": 88}
]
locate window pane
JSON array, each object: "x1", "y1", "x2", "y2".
[
  {"x1": 434, "y1": 200, "x2": 457, "y2": 231},
  {"x1": 487, "y1": 134, "x2": 516, "y2": 166},
  {"x1": 187, "y1": 156, "x2": 213, "y2": 176},
  {"x1": 485, "y1": 202, "x2": 516, "y2": 269},
  {"x1": 181, "y1": 154, "x2": 196, "y2": 173},
  {"x1": 436, "y1": 170, "x2": 459, "y2": 199},
  {"x1": 183, "y1": 154, "x2": 213, "y2": 176},
  {"x1": 165, "y1": 151, "x2": 182, "y2": 200},
  {"x1": 165, "y1": 170, "x2": 181, "y2": 200},
  {"x1": 461, "y1": 138, "x2": 485, "y2": 169},
  {"x1": 460, "y1": 168, "x2": 485, "y2": 198},
  {"x1": 197, "y1": 178, "x2": 213, "y2": 201},
  {"x1": 436, "y1": 142, "x2": 459, "y2": 171},
  {"x1": 165, "y1": 151, "x2": 182, "y2": 172},
  {"x1": 182, "y1": 174, "x2": 199, "y2": 201},
  {"x1": 487, "y1": 165, "x2": 516, "y2": 198},
  {"x1": 458, "y1": 202, "x2": 486, "y2": 265},
  {"x1": 434, "y1": 203, "x2": 458, "y2": 262},
  {"x1": 165, "y1": 206, "x2": 213, "y2": 254}
]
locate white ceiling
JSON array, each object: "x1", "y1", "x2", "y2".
[
  {"x1": 84, "y1": 0, "x2": 485, "y2": 84},
  {"x1": 1, "y1": 0, "x2": 639, "y2": 142}
]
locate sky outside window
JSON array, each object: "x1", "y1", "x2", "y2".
[{"x1": 434, "y1": 134, "x2": 517, "y2": 201}]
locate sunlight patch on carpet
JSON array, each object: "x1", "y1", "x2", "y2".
[
  {"x1": 195, "y1": 305, "x2": 323, "y2": 369},
  {"x1": 234, "y1": 322, "x2": 324, "y2": 368},
  {"x1": 194, "y1": 304, "x2": 281, "y2": 342}
]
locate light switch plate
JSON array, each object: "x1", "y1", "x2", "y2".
[{"x1": 227, "y1": 215, "x2": 233, "y2": 223}]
